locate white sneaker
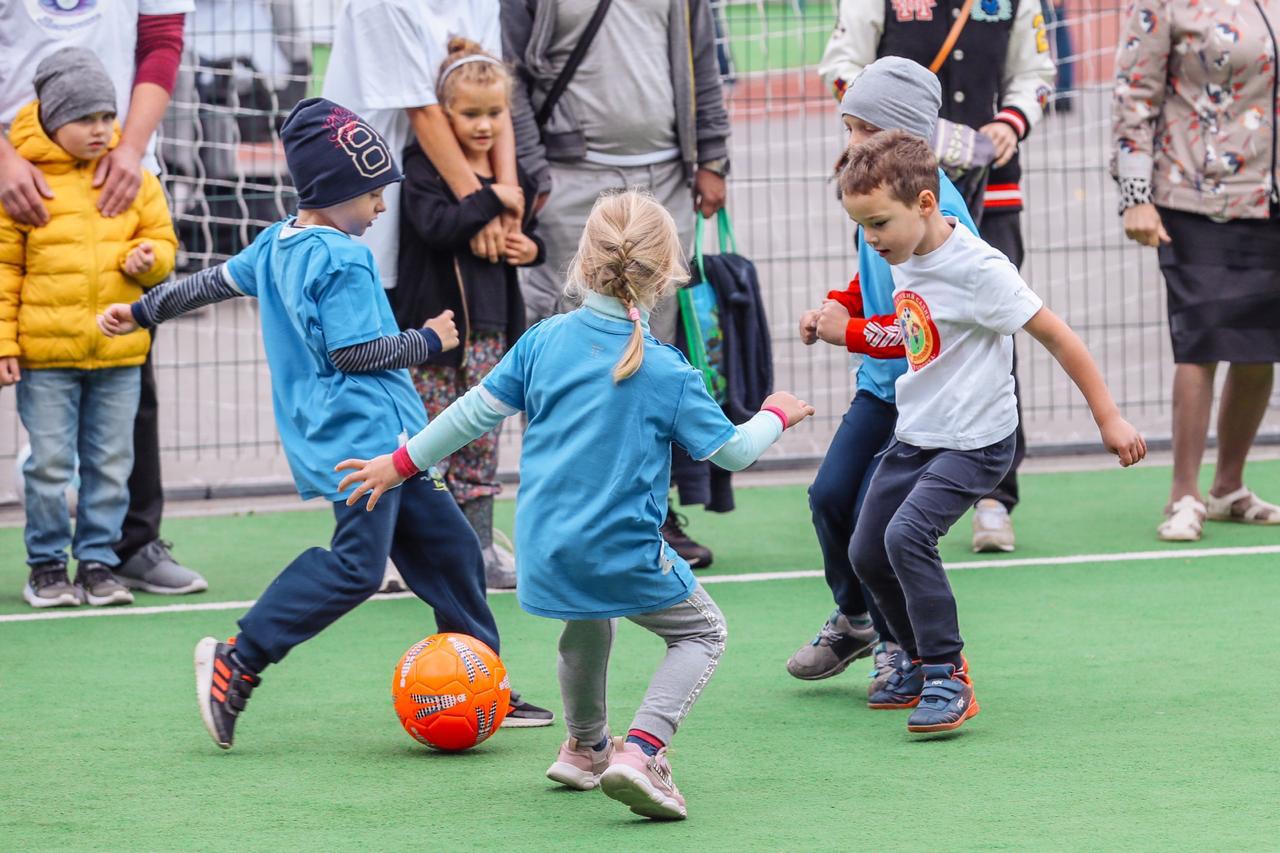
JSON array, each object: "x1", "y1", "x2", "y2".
[
  {"x1": 971, "y1": 499, "x2": 1015, "y2": 553},
  {"x1": 377, "y1": 559, "x2": 407, "y2": 594}
]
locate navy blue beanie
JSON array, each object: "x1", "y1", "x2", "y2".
[{"x1": 281, "y1": 98, "x2": 403, "y2": 210}]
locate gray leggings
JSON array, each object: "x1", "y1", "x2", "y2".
[{"x1": 557, "y1": 585, "x2": 727, "y2": 746}]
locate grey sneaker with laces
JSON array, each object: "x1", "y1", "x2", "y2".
[
  {"x1": 23, "y1": 562, "x2": 80, "y2": 609},
  {"x1": 74, "y1": 561, "x2": 134, "y2": 606},
  {"x1": 116, "y1": 540, "x2": 208, "y2": 595},
  {"x1": 786, "y1": 609, "x2": 879, "y2": 680},
  {"x1": 868, "y1": 640, "x2": 903, "y2": 697}
]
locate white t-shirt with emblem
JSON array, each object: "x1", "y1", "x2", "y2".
[
  {"x1": 890, "y1": 219, "x2": 1043, "y2": 451},
  {"x1": 322, "y1": 0, "x2": 499, "y2": 291},
  {"x1": 0, "y1": 0, "x2": 195, "y2": 173}
]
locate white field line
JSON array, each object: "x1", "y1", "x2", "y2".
[{"x1": 3, "y1": 543, "x2": 1278, "y2": 625}]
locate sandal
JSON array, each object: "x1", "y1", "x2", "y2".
[
  {"x1": 1157, "y1": 495, "x2": 1206, "y2": 541},
  {"x1": 1205, "y1": 486, "x2": 1280, "y2": 524}
]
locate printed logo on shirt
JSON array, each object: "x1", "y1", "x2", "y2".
[
  {"x1": 24, "y1": 0, "x2": 102, "y2": 33},
  {"x1": 323, "y1": 105, "x2": 394, "y2": 179},
  {"x1": 971, "y1": 0, "x2": 1013, "y2": 23},
  {"x1": 894, "y1": 290, "x2": 941, "y2": 371},
  {"x1": 891, "y1": 0, "x2": 936, "y2": 22}
]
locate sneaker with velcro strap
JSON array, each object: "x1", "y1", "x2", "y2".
[
  {"x1": 74, "y1": 561, "x2": 133, "y2": 606},
  {"x1": 906, "y1": 659, "x2": 979, "y2": 734},
  {"x1": 194, "y1": 636, "x2": 261, "y2": 749},
  {"x1": 866, "y1": 650, "x2": 924, "y2": 709}
]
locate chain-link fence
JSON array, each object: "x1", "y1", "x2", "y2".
[{"x1": 2, "y1": 1, "x2": 1277, "y2": 503}]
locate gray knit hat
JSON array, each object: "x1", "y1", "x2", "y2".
[
  {"x1": 839, "y1": 57, "x2": 942, "y2": 141},
  {"x1": 33, "y1": 47, "x2": 117, "y2": 134}
]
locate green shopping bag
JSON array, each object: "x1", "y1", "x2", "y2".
[{"x1": 678, "y1": 210, "x2": 734, "y2": 404}]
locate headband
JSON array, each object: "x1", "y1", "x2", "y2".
[{"x1": 439, "y1": 54, "x2": 503, "y2": 86}]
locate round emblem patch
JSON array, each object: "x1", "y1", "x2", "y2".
[{"x1": 894, "y1": 290, "x2": 940, "y2": 370}]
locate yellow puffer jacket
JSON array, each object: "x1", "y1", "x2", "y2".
[{"x1": 0, "y1": 100, "x2": 177, "y2": 370}]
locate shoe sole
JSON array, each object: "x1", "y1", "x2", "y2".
[
  {"x1": 194, "y1": 637, "x2": 232, "y2": 749},
  {"x1": 80, "y1": 588, "x2": 134, "y2": 606},
  {"x1": 786, "y1": 637, "x2": 877, "y2": 680},
  {"x1": 599, "y1": 765, "x2": 687, "y2": 820},
  {"x1": 117, "y1": 576, "x2": 209, "y2": 595},
  {"x1": 546, "y1": 761, "x2": 601, "y2": 790},
  {"x1": 22, "y1": 583, "x2": 80, "y2": 608},
  {"x1": 500, "y1": 714, "x2": 555, "y2": 729},
  {"x1": 907, "y1": 697, "x2": 981, "y2": 733},
  {"x1": 867, "y1": 695, "x2": 921, "y2": 710},
  {"x1": 971, "y1": 539, "x2": 1015, "y2": 553}
]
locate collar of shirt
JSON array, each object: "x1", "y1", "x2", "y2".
[{"x1": 583, "y1": 291, "x2": 652, "y2": 331}]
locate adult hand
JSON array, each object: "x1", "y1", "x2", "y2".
[
  {"x1": 533, "y1": 191, "x2": 550, "y2": 214},
  {"x1": 979, "y1": 121, "x2": 1019, "y2": 168},
  {"x1": 762, "y1": 391, "x2": 816, "y2": 428},
  {"x1": 0, "y1": 357, "x2": 20, "y2": 386},
  {"x1": 1122, "y1": 203, "x2": 1171, "y2": 248},
  {"x1": 123, "y1": 242, "x2": 155, "y2": 277},
  {"x1": 98, "y1": 303, "x2": 140, "y2": 337},
  {"x1": 336, "y1": 454, "x2": 405, "y2": 511},
  {"x1": 694, "y1": 168, "x2": 726, "y2": 219},
  {"x1": 425, "y1": 309, "x2": 460, "y2": 352},
  {"x1": 0, "y1": 145, "x2": 53, "y2": 226},
  {"x1": 798, "y1": 309, "x2": 820, "y2": 345},
  {"x1": 1098, "y1": 414, "x2": 1147, "y2": 467},
  {"x1": 491, "y1": 183, "x2": 525, "y2": 216},
  {"x1": 469, "y1": 217, "x2": 505, "y2": 263},
  {"x1": 816, "y1": 299, "x2": 851, "y2": 347},
  {"x1": 94, "y1": 141, "x2": 144, "y2": 218}
]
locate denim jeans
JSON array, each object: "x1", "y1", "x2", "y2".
[{"x1": 16, "y1": 367, "x2": 141, "y2": 567}]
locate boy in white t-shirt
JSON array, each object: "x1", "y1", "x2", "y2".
[{"x1": 839, "y1": 131, "x2": 1147, "y2": 734}]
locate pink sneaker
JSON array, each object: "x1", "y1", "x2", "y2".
[
  {"x1": 545, "y1": 735, "x2": 613, "y2": 791},
  {"x1": 599, "y1": 740, "x2": 687, "y2": 820}
]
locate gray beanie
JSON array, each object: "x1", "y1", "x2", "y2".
[
  {"x1": 839, "y1": 56, "x2": 942, "y2": 141},
  {"x1": 33, "y1": 47, "x2": 117, "y2": 134}
]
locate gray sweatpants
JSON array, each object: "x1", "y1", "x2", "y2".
[
  {"x1": 557, "y1": 585, "x2": 727, "y2": 746},
  {"x1": 520, "y1": 158, "x2": 697, "y2": 344}
]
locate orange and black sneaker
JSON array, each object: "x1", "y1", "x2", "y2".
[
  {"x1": 194, "y1": 636, "x2": 261, "y2": 749},
  {"x1": 906, "y1": 658, "x2": 979, "y2": 734}
]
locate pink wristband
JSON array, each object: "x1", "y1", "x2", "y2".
[
  {"x1": 761, "y1": 405, "x2": 789, "y2": 430},
  {"x1": 391, "y1": 445, "x2": 420, "y2": 479}
]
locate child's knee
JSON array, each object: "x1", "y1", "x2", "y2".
[
  {"x1": 884, "y1": 511, "x2": 934, "y2": 556},
  {"x1": 327, "y1": 548, "x2": 384, "y2": 597}
]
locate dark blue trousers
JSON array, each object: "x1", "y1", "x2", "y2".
[
  {"x1": 808, "y1": 390, "x2": 897, "y2": 640},
  {"x1": 234, "y1": 471, "x2": 499, "y2": 673},
  {"x1": 848, "y1": 433, "x2": 1016, "y2": 667}
]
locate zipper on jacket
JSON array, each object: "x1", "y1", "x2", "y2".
[
  {"x1": 452, "y1": 256, "x2": 471, "y2": 370},
  {"x1": 83, "y1": 160, "x2": 101, "y2": 359},
  {"x1": 1259, "y1": 1, "x2": 1280, "y2": 206}
]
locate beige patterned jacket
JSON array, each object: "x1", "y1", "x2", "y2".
[{"x1": 1111, "y1": 0, "x2": 1279, "y2": 219}]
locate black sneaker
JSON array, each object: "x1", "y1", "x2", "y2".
[
  {"x1": 194, "y1": 636, "x2": 261, "y2": 749},
  {"x1": 74, "y1": 561, "x2": 134, "y2": 606},
  {"x1": 501, "y1": 691, "x2": 554, "y2": 728},
  {"x1": 23, "y1": 561, "x2": 80, "y2": 609},
  {"x1": 660, "y1": 510, "x2": 713, "y2": 569}
]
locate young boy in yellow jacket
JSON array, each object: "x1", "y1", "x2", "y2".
[{"x1": 0, "y1": 47, "x2": 177, "y2": 609}]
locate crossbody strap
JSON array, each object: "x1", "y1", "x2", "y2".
[
  {"x1": 928, "y1": 0, "x2": 976, "y2": 74},
  {"x1": 535, "y1": 0, "x2": 614, "y2": 127}
]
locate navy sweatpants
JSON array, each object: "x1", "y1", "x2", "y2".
[
  {"x1": 233, "y1": 471, "x2": 499, "y2": 673},
  {"x1": 848, "y1": 433, "x2": 1016, "y2": 667},
  {"x1": 807, "y1": 390, "x2": 897, "y2": 640}
]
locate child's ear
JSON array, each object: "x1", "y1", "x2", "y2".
[{"x1": 917, "y1": 189, "x2": 939, "y2": 215}]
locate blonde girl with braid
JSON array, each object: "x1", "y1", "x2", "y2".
[{"x1": 338, "y1": 189, "x2": 815, "y2": 821}]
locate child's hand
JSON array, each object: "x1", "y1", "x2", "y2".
[
  {"x1": 816, "y1": 300, "x2": 850, "y2": 346},
  {"x1": 798, "y1": 309, "x2": 820, "y2": 345},
  {"x1": 491, "y1": 183, "x2": 524, "y2": 214},
  {"x1": 0, "y1": 357, "x2": 20, "y2": 386},
  {"x1": 123, "y1": 242, "x2": 155, "y2": 276},
  {"x1": 504, "y1": 232, "x2": 538, "y2": 266},
  {"x1": 762, "y1": 391, "x2": 816, "y2": 428},
  {"x1": 97, "y1": 303, "x2": 139, "y2": 337},
  {"x1": 1099, "y1": 414, "x2": 1147, "y2": 467},
  {"x1": 424, "y1": 309, "x2": 459, "y2": 352},
  {"x1": 336, "y1": 454, "x2": 404, "y2": 511}
]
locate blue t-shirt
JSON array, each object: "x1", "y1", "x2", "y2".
[
  {"x1": 482, "y1": 307, "x2": 737, "y2": 620},
  {"x1": 855, "y1": 169, "x2": 979, "y2": 403},
  {"x1": 224, "y1": 220, "x2": 426, "y2": 501}
]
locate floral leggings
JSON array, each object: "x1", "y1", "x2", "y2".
[{"x1": 409, "y1": 331, "x2": 506, "y2": 506}]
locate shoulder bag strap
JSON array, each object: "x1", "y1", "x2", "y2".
[
  {"x1": 535, "y1": 0, "x2": 614, "y2": 127},
  {"x1": 928, "y1": 0, "x2": 976, "y2": 74}
]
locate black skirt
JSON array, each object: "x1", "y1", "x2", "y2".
[{"x1": 1156, "y1": 207, "x2": 1280, "y2": 363}]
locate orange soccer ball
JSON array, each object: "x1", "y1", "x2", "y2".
[{"x1": 391, "y1": 633, "x2": 511, "y2": 751}]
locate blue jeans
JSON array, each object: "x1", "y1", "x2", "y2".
[
  {"x1": 16, "y1": 367, "x2": 141, "y2": 567},
  {"x1": 808, "y1": 390, "x2": 897, "y2": 638}
]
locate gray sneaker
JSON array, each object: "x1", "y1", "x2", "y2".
[
  {"x1": 786, "y1": 609, "x2": 879, "y2": 680},
  {"x1": 74, "y1": 562, "x2": 134, "y2": 606},
  {"x1": 972, "y1": 499, "x2": 1015, "y2": 553},
  {"x1": 868, "y1": 640, "x2": 903, "y2": 697},
  {"x1": 483, "y1": 542, "x2": 516, "y2": 590},
  {"x1": 23, "y1": 562, "x2": 80, "y2": 609},
  {"x1": 116, "y1": 540, "x2": 208, "y2": 595}
]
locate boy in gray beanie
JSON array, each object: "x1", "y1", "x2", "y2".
[
  {"x1": 784, "y1": 56, "x2": 983, "y2": 702},
  {"x1": 34, "y1": 47, "x2": 119, "y2": 137}
]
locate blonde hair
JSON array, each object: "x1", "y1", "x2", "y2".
[
  {"x1": 436, "y1": 37, "x2": 513, "y2": 107},
  {"x1": 567, "y1": 190, "x2": 688, "y2": 382}
]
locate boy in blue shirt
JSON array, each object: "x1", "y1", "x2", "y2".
[{"x1": 98, "y1": 98, "x2": 550, "y2": 749}]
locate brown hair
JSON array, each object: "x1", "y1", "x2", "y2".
[
  {"x1": 567, "y1": 190, "x2": 688, "y2": 382},
  {"x1": 435, "y1": 37, "x2": 512, "y2": 108},
  {"x1": 839, "y1": 129, "x2": 939, "y2": 206}
]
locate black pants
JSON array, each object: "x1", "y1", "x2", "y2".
[
  {"x1": 978, "y1": 210, "x2": 1027, "y2": 512},
  {"x1": 114, "y1": 348, "x2": 162, "y2": 563},
  {"x1": 849, "y1": 433, "x2": 1016, "y2": 667}
]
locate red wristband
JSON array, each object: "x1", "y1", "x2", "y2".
[
  {"x1": 391, "y1": 445, "x2": 420, "y2": 478},
  {"x1": 761, "y1": 405, "x2": 789, "y2": 430}
]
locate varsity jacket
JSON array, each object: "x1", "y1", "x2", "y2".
[{"x1": 819, "y1": 0, "x2": 1055, "y2": 214}]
